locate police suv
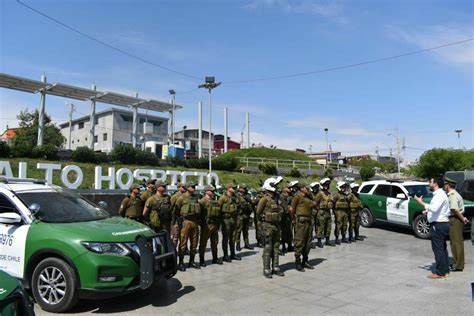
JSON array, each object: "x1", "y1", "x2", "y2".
[
  {"x1": 0, "y1": 177, "x2": 177, "y2": 313},
  {"x1": 358, "y1": 180, "x2": 474, "y2": 239}
]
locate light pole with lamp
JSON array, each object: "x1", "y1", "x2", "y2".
[
  {"x1": 324, "y1": 128, "x2": 329, "y2": 167},
  {"x1": 198, "y1": 76, "x2": 221, "y2": 176},
  {"x1": 387, "y1": 128, "x2": 401, "y2": 176},
  {"x1": 454, "y1": 129, "x2": 462, "y2": 149},
  {"x1": 169, "y1": 90, "x2": 176, "y2": 146}
]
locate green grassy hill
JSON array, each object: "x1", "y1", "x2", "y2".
[
  {"x1": 1, "y1": 158, "x2": 285, "y2": 189},
  {"x1": 219, "y1": 148, "x2": 311, "y2": 161}
]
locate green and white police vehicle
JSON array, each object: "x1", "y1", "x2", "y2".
[
  {"x1": 358, "y1": 180, "x2": 474, "y2": 239},
  {"x1": 0, "y1": 177, "x2": 177, "y2": 313},
  {"x1": 0, "y1": 270, "x2": 35, "y2": 316}
]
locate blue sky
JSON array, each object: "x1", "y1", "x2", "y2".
[{"x1": 1, "y1": 0, "x2": 473, "y2": 162}]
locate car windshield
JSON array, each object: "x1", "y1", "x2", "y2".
[
  {"x1": 18, "y1": 188, "x2": 110, "y2": 223},
  {"x1": 404, "y1": 185, "x2": 432, "y2": 198}
]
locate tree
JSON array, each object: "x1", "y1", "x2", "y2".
[
  {"x1": 413, "y1": 148, "x2": 474, "y2": 179},
  {"x1": 12, "y1": 108, "x2": 65, "y2": 153},
  {"x1": 360, "y1": 165, "x2": 375, "y2": 181}
]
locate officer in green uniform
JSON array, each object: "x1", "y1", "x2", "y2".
[
  {"x1": 198, "y1": 185, "x2": 224, "y2": 266},
  {"x1": 175, "y1": 182, "x2": 201, "y2": 271},
  {"x1": 444, "y1": 176, "x2": 468, "y2": 272},
  {"x1": 333, "y1": 181, "x2": 350, "y2": 245},
  {"x1": 218, "y1": 183, "x2": 241, "y2": 262},
  {"x1": 314, "y1": 178, "x2": 336, "y2": 247},
  {"x1": 253, "y1": 187, "x2": 266, "y2": 248},
  {"x1": 143, "y1": 181, "x2": 172, "y2": 234},
  {"x1": 290, "y1": 182, "x2": 315, "y2": 272},
  {"x1": 257, "y1": 178, "x2": 285, "y2": 278},
  {"x1": 140, "y1": 179, "x2": 156, "y2": 204},
  {"x1": 309, "y1": 181, "x2": 320, "y2": 249},
  {"x1": 171, "y1": 182, "x2": 186, "y2": 248},
  {"x1": 235, "y1": 184, "x2": 254, "y2": 251},
  {"x1": 119, "y1": 184, "x2": 144, "y2": 222},
  {"x1": 279, "y1": 183, "x2": 294, "y2": 254},
  {"x1": 347, "y1": 183, "x2": 363, "y2": 242}
]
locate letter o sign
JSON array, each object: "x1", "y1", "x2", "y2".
[
  {"x1": 116, "y1": 168, "x2": 134, "y2": 189},
  {"x1": 61, "y1": 165, "x2": 83, "y2": 189}
]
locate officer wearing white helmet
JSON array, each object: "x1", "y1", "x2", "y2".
[
  {"x1": 257, "y1": 177, "x2": 284, "y2": 278},
  {"x1": 347, "y1": 183, "x2": 364, "y2": 242},
  {"x1": 279, "y1": 182, "x2": 295, "y2": 254},
  {"x1": 333, "y1": 181, "x2": 350, "y2": 245},
  {"x1": 314, "y1": 178, "x2": 335, "y2": 248}
]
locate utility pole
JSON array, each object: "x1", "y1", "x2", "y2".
[
  {"x1": 67, "y1": 102, "x2": 76, "y2": 150},
  {"x1": 324, "y1": 128, "x2": 329, "y2": 167},
  {"x1": 388, "y1": 128, "x2": 401, "y2": 176},
  {"x1": 224, "y1": 107, "x2": 228, "y2": 153},
  {"x1": 246, "y1": 112, "x2": 250, "y2": 149}
]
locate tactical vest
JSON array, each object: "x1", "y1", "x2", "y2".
[
  {"x1": 206, "y1": 199, "x2": 221, "y2": 219},
  {"x1": 263, "y1": 195, "x2": 281, "y2": 224},
  {"x1": 221, "y1": 196, "x2": 238, "y2": 216},
  {"x1": 334, "y1": 193, "x2": 349, "y2": 210},
  {"x1": 319, "y1": 191, "x2": 334, "y2": 211},
  {"x1": 239, "y1": 194, "x2": 253, "y2": 216},
  {"x1": 349, "y1": 193, "x2": 362, "y2": 211},
  {"x1": 150, "y1": 195, "x2": 172, "y2": 225},
  {"x1": 125, "y1": 197, "x2": 142, "y2": 218},
  {"x1": 180, "y1": 196, "x2": 201, "y2": 218},
  {"x1": 295, "y1": 195, "x2": 312, "y2": 217}
]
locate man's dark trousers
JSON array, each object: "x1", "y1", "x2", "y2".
[{"x1": 430, "y1": 222, "x2": 450, "y2": 276}]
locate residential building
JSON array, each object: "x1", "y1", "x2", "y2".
[
  {"x1": 59, "y1": 108, "x2": 168, "y2": 153},
  {"x1": 174, "y1": 129, "x2": 214, "y2": 158},
  {"x1": 0, "y1": 127, "x2": 21, "y2": 144},
  {"x1": 214, "y1": 134, "x2": 241, "y2": 153}
]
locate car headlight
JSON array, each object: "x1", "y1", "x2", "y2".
[{"x1": 81, "y1": 242, "x2": 131, "y2": 256}]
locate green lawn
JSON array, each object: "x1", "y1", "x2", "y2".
[{"x1": 1, "y1": 158, "x2": 313, "y2": 190}]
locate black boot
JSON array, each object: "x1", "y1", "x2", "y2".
[
  {"x1": 317, "y1": 238, "x2": 324, "y2": 248},
  {"x1": 212, "y1": 256, "x2": 223, "y2": 265},
  {"x1": 287, "y1": 244, "x2": 294, "y2": 252},
  {"x1": 223, "y1": 250, "x2": 231, "y2": 262},
  {"x1": 303, "y1": 256, "x2": 314, "y2": 270},
  {"x1": 236, "y1": 243, "x2": 241, "y2": 252},
  {"x1": 281, "y1": 243, "x2": 287, "y2": 254},
  {"x1": 188, "y1": 255, "x2": 200, "y2": 269},
  {"x1": 335, "y1": 237, "x2": 341, "y2": 245},
  {"x1": 273, "y1": 267, "x2": 285, "y2": 277},
  {"x1": 342, "y1": 235, "x2": 349, "y2": 244},
  {"x1": 231, "y1": 247, "x2": 241, "y2": 261},
  {"x1": 325, "y1": 237, "x2": 336, "y2": 246},
  {"x1": 295, "y1": 256, "x2": 305, "y2": 272},
  {"x1": 178, "y1": 256, "x2": 186, "y2": 272},
  {"x1": 264, "y1": 270, "x2": 273, "y2": 278},
  {"x1": 244, "y1": 242, "x2": 254, "y2": 250},
  {"x1": 199, "y1": 254, "x2": 207, "y2": 267}
]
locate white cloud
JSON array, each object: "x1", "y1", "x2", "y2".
[
  {"x1": 386, "y1": 24, "x2": 474, "y2": 65},
  {"x1": 244, "y1": 0, "x2": 348, "y2": 24}
]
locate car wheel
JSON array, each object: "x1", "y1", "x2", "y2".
[
  {"x1": 360, "y1": 207, "x2": 374, "y2": 227},
  {"x1": 413, "y1": 214, "x2": 431, "y2": 239},
  {"x1": 31, "y1": 257, "x2": 79, "y2": 313}
]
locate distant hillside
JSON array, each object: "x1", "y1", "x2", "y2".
[{"x1": 218, "y1": 148, "x2": 311, "y2": 161}]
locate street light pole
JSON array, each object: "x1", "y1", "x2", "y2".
[
  {"x1": 169, "y1": 90, "x2": 176, "y2": 146},
  {"x1": 324, "y1": 128, "x2": 329, "y2": 166},
  {"x1": 388, "y1": 129, "x2": 401, "y2": 176},
  {"x1": 455, "y1": 129, "x2": 462, "y2": 149},
  {"x1": 198, "y1": 77, "x2": 221, "y2": 177}
]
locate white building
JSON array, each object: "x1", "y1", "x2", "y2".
[{"x1": 59, "y1": 108, "x2": 168, "y2": 153}]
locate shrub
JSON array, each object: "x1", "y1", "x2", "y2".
[
  {"x1": 288, "y1": 168, "x2": 302, "y2": 178},
  {"x1": 324, "y1": 167, "x2": 334, "y2": 178},
  {"x1": 110, "y1": 144, "x2": 138, "y2": 164},
  {"x1": 32, "y1": 144, "x2": 58, "y2": 160},
  {"x1": 0, "y1": 142, "x2": 10, "y2": 158},
  {"x1": 258, "y1": 162, "x2": 277, "y2": 175},
  {"x1": 166, "y1": 156, "x2": 186, "y2": 168},
  {"x1": 72, "y1": 146, "x2": 97, "y2": 163},
  {"x1": 11, "y1": 143, "x2": 32, "y2": 158},
  {"x1": 135, "y1": 150, "x2": 160, "y2": 166},
  {"x1": 95, "y1": 152, "x2": 109, "y2": 164},
  {"x1": 185, "y1": 157, "x2": 208, "y2": 169},
  {"x1": 213, "y1": 157, "x2": 239, "y2": 172},
  {"x1": 360, "y1": 165, "x2": 375, "y2": 181}
]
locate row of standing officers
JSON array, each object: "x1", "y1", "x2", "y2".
[{"x1": 118, "y1": 176, "x2": 364, "y2": 278}]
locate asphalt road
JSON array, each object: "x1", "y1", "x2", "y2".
[{"x1": 36, "y1": 224, "x2": 473, "y2": 315}]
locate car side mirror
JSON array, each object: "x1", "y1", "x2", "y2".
[
  {"x1": 0, "y1": 212, "x2": 22, "y2": 225},
  {"x1": 28, "y1": 203, "x2": 40, "y2": 214},
  {"x1": 396, "y1": 193, "x2": 407, "y2": 199},
  {"x1": 98, "y1": 201, "x2": 108, "y2": 209}
]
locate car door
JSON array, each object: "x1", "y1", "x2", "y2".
[
  {"x1": 370, "y1": 184, "x2": 390, "y2": 220},
  {"x1": 386, "y1": 185, "x2": 410, "y2": 225},
  {"x1": 0, "y1": 192, "x2": 30, "y2": 279}
]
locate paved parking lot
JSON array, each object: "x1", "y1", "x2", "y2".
[{"x1": 37, "y1": 225, "x2": 473, "y2": 315}]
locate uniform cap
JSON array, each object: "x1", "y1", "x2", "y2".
[
  {"x1": 204, "y1": 185, "x2": 215, "y2": 191},
  {"x1": 239, "y1": 183, "x2": 248, "y2": 190},
  {"x1": 176, "y1": 182, "x2": 185, "y2": 188},
  {"x1": 298, "y1": 181, "x2": 309, "y2": 189},
  {"x1": 146, "y1": 179, "x2": 156, "y2": 186},
  {"x1": 186, "y1": 181, "x2": 197, "y2": 188},
  {"x1": 155, "y1": 181, "x2": 167, "y2": 188},
  {"x1": 130, "y1": 183, "x2": 140, "y2": 190},
  {"x1": 226, "y1": 183, "x2": 237, "y2": 189},
  {"x1": 443, "y1": 176, "x2": 456, "y2": 185}
]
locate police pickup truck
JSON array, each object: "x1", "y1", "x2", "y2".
[
  {"x1": 358, "y1": 180, "x2": 474, "y2": 239},
  {"x1": 0, "y1": 177, "x2": 177, "y2": 313}
]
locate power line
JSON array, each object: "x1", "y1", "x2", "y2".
[
  {"x1": 223, "y1": 38, "x2": 474, "y2": 84},
  {"x1": 16, "y1": 0, "x2": 202, "y2": 81}
]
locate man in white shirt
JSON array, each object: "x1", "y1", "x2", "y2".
[{"x1": 415, "y1": 177, "x2": 451, "y2": 279}]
